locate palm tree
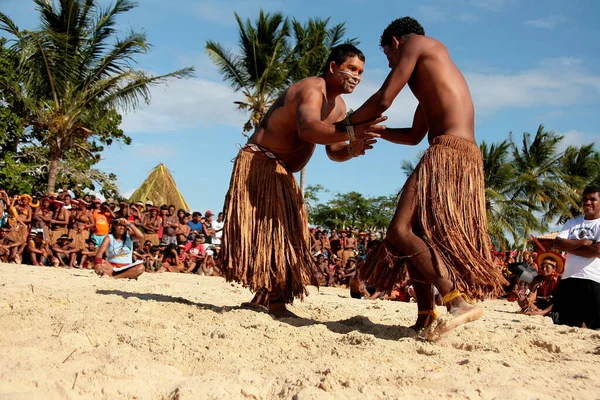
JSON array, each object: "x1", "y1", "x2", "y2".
[
  {"x1": 480, "y1": 140, "x2": 537, "y2": 250},
  {"x1": 509, "y1": 125, "x2": 578, "y2": 250},
  {"x1": 206, "y1": 10, "x2": 289, "y2": 134},
  {"x1": 557, "y1": 143, "x2": 600, "y2": 223},
  {"x1": 286, "y1": 17, "x2": 358, "y2": 195},
  {"x1": 0, "y1": 0, "x2": 194, "y2": 193}
]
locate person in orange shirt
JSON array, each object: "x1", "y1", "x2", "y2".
[{"x1": 91, "y1": 200, "x2": 114, "y2": 247}]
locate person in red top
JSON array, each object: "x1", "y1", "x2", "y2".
[
  {"x1": 183, "y1": 234, "x2": 206, "y2": 273},
  {"x1": 518, "y1": 253, "x2": 563, "y2": 316}
]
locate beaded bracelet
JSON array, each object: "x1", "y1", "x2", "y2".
[{"x1": 348, "y1": 142, "x2": 359, "y2": 158}]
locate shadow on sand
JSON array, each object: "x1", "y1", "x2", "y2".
[
  {"x1": 96, "y1": 289, "x2": 245, "y2": 313},
  {"x1": 97, "y1": 289, "x2": 418, "y2": 341}
]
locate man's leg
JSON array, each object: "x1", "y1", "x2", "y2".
[{"x1": 387, "y1": 172, "x2": 482, "y2": 337}]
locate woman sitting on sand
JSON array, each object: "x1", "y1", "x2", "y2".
[{"x1": 93, "y1": 218, "x2": 145, "y2": 279}]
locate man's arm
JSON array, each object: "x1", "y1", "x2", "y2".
[
  {"x1": 349, "y1": 36, "x2": 422, "y2": 124},
  {"x1": 326, "y1": 138, "x2": 378, "y2": 162},
  {"x1": 553, "y1": 237, "x2": 600, "y2": 258},
  {"x1": 296, "y1": 86, "x2": 385, "y2": 145},
  {"x1": 379, "y1": 104, "x2": 428, "y2": 146}
]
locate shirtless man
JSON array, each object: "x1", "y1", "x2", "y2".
[
  {"x1": 31, "y1": 197, "x2": 53, "y2": 239},
  {"x1": 143, "y1": 206, "x2": 161, "y2": 245},
  {"x1": 221, "y1": 44, "x2": 385, "y2": 317},
  {"x1": 161, "y1": 206, "x2": 179, "y2": 246},
  {"x1": 342, "y1": 230, "x2": 358, "y2": 265},
  {"x1": 356, "y1": 17, "x2": 505, "y2": 339}
]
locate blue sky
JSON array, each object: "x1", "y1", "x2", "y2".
[{"x1": 3, "y1": 0, "x2": 600, "y2": 214}]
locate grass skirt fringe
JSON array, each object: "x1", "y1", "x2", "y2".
[
  {"x1": 220, "y1": 149, "x2": 315, "y2": 303},
  {"x1": 361, "y1": 135, "x2": 506, "y2": 300}
]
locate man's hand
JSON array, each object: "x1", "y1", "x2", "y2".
[
  {"x1": 349, "y1": 138, "x2": 377, "y2": 156},
  {"x1": 354, "y1": 116, "x2": 387, "y2": 140}
]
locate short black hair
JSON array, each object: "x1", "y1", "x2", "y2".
[
  {"x1": 321, "y1": 44, "x2": 365, "y2": 75},
  {"x1": 583, "y1": 186, "x2": 600, "y2": 197},
  {"x1": 380, "y1": 17, "x2": 425, "y2": 47}
]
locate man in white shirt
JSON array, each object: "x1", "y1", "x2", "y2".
[
  {"x1": 211, "y1": 212, "x2": 224, "y2": 247},
  {"x1": 553, "y1": 185, "x2": 600, "y2": 329}
]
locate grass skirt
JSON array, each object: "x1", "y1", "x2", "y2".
[
  {"x1": 69, "y1": 229, "x2": 90, "y2": 250},
  {"x1": 361, "y1": 135, "x2": 506, "y2": 299},
  {"x1": 220, "y1": 149, "x2": 315, "y2": 303}
]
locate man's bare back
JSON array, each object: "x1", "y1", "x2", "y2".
[
  {"x1": 248, "y1": 77, "x2": 345, "y2": 172},
  {"x1": 351, "y1": 32, "x2": 475, "y2": 146},
  {"x1": 404, "y1": 35, "x2": 474, "y2": 143}
]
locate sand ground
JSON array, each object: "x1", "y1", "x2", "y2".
[{"x1": 0, "y1": 263, "x2": 599, "y2": 399}]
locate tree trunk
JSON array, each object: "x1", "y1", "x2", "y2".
[
  {"x1": 47, "y1": 154, "x2": 60, "y2": 194},
  {"x1": 300, "y1": 167, "x2": 306, "y2": 197}
]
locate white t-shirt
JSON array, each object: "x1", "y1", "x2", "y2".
[
  {"x1": 558, "y1": 216, "x2": 600, "y2": 284},
  {"x1": 212, "y1": 220, "x2": 224, "y2": 245}
]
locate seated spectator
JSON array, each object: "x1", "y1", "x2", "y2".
[
  {"x1": 79, "y1": 238, "x2": 98, "y2": 269},
  {"x1": 26, "y1": 231, "x2": 52, "y2": 266},
  {"x1": 518, "y1": 253, "x2": 563, "y2": 316},
  {"x1": 158, "y1": 243, "x2": 184, "y2": 273},
  {"x1": 52, "y1": 234, "x2": 80, "y2": 268},
  {"x1": 93, "y1": 218, "x2": 145, "y2": 279},
  {"x1": 184, "y1": 234, "x2": 206, "y2": 273},
  {"x1": 383, "y1": 282, "x2": 412, "y2": 302}
]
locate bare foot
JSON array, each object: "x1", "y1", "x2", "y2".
[
  {"x1": 425, "y1": 302, "x2": 483, "y2": 341},
  {"x1": 268, "y1": 303, "x2": 300, "y2": 319},
  {"x1": 409, "y1": 313, "x2": 437, "y2": 332}
]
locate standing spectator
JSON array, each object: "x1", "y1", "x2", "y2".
[
  {"x1": 48, "y1": 200, "x2": 69, "y2": 245},
  {"x1": 187, "y1": 212, "x2": 203, "y2": 240},
  {"x1": 91, "y1": 200, "x2": 113, "y2": 247},
  {"x1": 161, "y1": 205, "x2": 179, "y2": 245},
  {"x1": 553, "y1": 186, "x2": 600, "y2": 329},
  {"x1": 142, "y1": 206, "x2": 161, "y2": 245},
  {"x1": 202, "y1": 210, "x2": 216, "y2": 246},
  {"x1": 212, "y1": 212, "x2": 224, "y2": 247}
]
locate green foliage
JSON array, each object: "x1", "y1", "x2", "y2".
[
  {"x1": 0, "y1": 0, "x2": 194, "y2": 192},
  {"x1": 206, "y1": 11, "x2": 355, "y2": 134},
  {"x1": 308, "y1": 190, "x2": 397, "y2": 230}
]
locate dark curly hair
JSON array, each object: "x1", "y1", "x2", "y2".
[
  {"x1": 321, "y1": 44, "x2": 365, "y2": 75},
  {"x1": 380, "y1": 17, "x2": 425, "y2": 47}
]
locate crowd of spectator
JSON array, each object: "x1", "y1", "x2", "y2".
[
  {"x1": 0, "y1": 186, "x2": 565, "y2": 316},
  {"x1": 0, "y1": 187, "x2": 224, "y2": 275},
  {"x1": 308, "y1": 226, "x2": 565, "y2": 315}
]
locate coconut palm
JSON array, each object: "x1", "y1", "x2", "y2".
[
  {"x1": 509, "y1": 125, "x2": 578, "y2": 250},
  {"x1": 0, "y1": 0, "x2": 194, "y2": 193},
  {"x1": 480, "y1": 140, "x2": 537, "y2": 250},
  {"x1": 557, "y1": 143, "x2": 600, "y2": 222},
  {"x1": 206, "y1": 10, "x2": 290, "y2": 134}
]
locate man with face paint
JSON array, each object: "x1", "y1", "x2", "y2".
[
  {"x1": 221, "y1": 44, "x2": 386, "y2": 318},
  {"x1": 353, "y1": 17, "x2": 506, "y2": 340}
]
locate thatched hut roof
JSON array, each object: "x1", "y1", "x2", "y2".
[{"x1": 129, "y1": 164, "x2": 190, "y2": 211}]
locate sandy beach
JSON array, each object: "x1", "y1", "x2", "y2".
[{"x1": 0, "y1": 263, "x2": 599, "y2": 399}]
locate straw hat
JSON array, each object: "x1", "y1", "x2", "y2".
[{"x1": 536, "y1": 251, "x2": 565, "y2": 274}]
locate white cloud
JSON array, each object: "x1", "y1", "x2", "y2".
[
  {"x1": 524, "y1": 15, "x2": 568, "y2": 30},
  {"x1": 132, "y1": 143, "x2": 178, "y2": 158},
  {"x1": 471, "y1": 0, "x2": 508, "y2": 11},
  {"x1": 415, "y1": 5, "x2": 446, "y2": 22},
  {"x1": 120, "y1": 78, "x2": 247, "y2": 133},
  {"x1": 556, "y1": 130, "x2": 600, "y2": 152},
  {"x1": 192, "y1": 1, "x2": 285, "y2": 27},
  {"x1": 120, "y1": 57, "x2": 599, "y2": 134},
  {"x1": 465, "y1": 58, "x2": 600, "y2": 115}
]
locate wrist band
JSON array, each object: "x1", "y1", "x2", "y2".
[
  {"x1": 348, "y1": 142, "x2": 359, "y2": 158},
  {"x1": 345, "y1": 124, "x2": 356, "y2": 141},
  {"x1": 95, "y1": 258, "x2": 102, "y2": 265},
  {"x1": 344, "y1": 109, "x2": 354, "y2": 126}
]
